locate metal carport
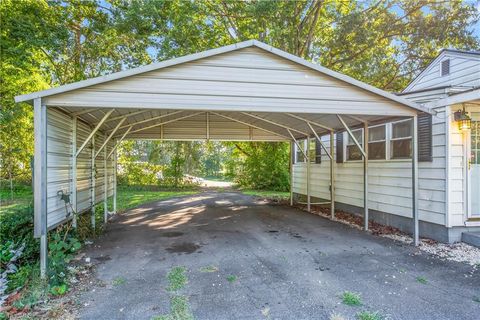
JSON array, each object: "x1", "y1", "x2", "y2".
[{"x1": 15, "y1": 40, "x2": 430, "y2": 277}]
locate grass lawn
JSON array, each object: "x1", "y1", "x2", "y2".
[
  {"x1": 112, "y1": 186, "x2": 199, "y2": 212},
  {"x1": 240, "y1": 189, "x2": 290, "y2": 201},
  {"x1": 0, "y1": 185, "x2": 199, "y2": 217},
  {"x1": 0, "y1": 186, "x2": 33, "y2": 216}
]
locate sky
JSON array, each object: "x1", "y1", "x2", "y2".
[{"x1": 472, "y1": 0, "x2": 480, "y2": 37}]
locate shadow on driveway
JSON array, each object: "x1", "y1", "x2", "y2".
[{"x1": 78, "y1": 191, "x2": 480, "y2": 320}]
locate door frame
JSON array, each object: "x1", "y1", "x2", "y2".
[{"x1": 466, "y1": 108, "x2": 479, "y2": 221}]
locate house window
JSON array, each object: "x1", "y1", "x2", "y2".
[
  {"x1": 390, "y1": 120, "x2": 412, "y2": 159},
  {"x1": 346, "y1": 129, "x2": 363, "y2": 161},
  {"x1": 441, "y1": 59, "x2": 450, "y2": 76},
  {"x1": 368, "y1": 125, "x2": 386, "y2": 160},
  {"x1": 296, "y1": 139, "x2": 306, "y2": 163}
]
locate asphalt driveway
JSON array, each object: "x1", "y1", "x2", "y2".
[{"x1": 78, "y1": 192, "x2": 480, "y2": 320}]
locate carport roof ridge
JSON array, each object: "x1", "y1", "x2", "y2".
[{"x1": 14, "y1": 40, "x2": 430, "y2": 114}]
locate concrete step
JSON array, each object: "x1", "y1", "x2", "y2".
[{"x1": 461, "y1": 232, "x2": 480, "y2": 248}]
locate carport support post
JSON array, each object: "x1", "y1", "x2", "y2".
[
  {"x1": 307, "y1": 137, "x2": 311, "y2": 212},
  {"x1": 104, "y1": 133, "x2": 108, "y2": 223},
  {"x1": 363, "y1": 123, "x2": 369, "y2": 231},
  {"x1": 412, "y1": 115, "x2": 419, "y2": 246},
  {"x1": 290, "y1": 141, "x2": 293, "y2": 206},
  {"x1": 330, "y1": 131, "x2": 335, "y2": 219},
  {"x1": 113, "y1": 139, "x2": 117, "y2": 214},
  {"x1": 71, "y1": 116, "x2": 77, "y2": 228},
  {"x1": 287, "y1": 130, "x2": 308, "y2": 208},
  {"x1": 91, "y1": 133, "x2": 96, "y2": 229},
  {"x1": 34, "y1": 98, "x2": 48, "y2": 278},
  {"x1": 337, "y1": 115, "x2": 368, "y2": 230}
]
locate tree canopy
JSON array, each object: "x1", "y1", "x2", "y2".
[{"x1": 1, "y1": 0, "x2": 479, "y2": 187}]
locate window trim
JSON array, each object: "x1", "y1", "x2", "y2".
[
  {"x1": 342, "y1": 119, "x2": 418, "y2": 163},
  {"x1": 367, "y1": 124, "x2": 387, "y2": 160},
  {"x1": 390, "y1": 119, "x2": 413, "y2": 159}
]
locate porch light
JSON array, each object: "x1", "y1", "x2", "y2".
[{"x1": 454, "y1": 106, "x2": 471, "y2": 131}]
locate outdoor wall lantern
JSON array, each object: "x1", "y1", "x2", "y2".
[{"x1": 454, "y1": 105, "x2": 472, "y2": 131}]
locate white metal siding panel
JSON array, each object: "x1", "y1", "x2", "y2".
[
  {"x1": 43, "y1": 48, "x2": 415, "y2": 116},
  {"x1": 292, "y1": 110, "x2": 448, "y2": 225},
  {"x1": 46, "y1": 109, "x2": 72, "y2": 228},
  {"x1": 76, "y1": 121, "x2": 93, "y2": 213},
  {"x1": 95, "y1": 133, "x2": 105, "y2": 202},
  {"x1": 45, "y1": 108, "x2": 114, "y2": 230},
  {"x1": 106, "y1": 141, "x2": 115, "y2": 198}
]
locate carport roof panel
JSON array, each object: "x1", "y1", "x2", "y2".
[{"x1": 15, "y1": 40, "x2": 429, "y2": 115}]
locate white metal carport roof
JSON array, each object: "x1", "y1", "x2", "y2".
[
  {"x1": 16, "y1": 40, "x2": 428, "y2": 277},
  {"x1": 16, "y1": 40, "x2": 429, "y2": 141}
]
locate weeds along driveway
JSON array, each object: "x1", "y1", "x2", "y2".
[{"x1": 78, "y1": 192, "x2": 480, "y2": 320}]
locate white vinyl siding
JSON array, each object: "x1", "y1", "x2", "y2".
[
  {"x1": 447, "y1": 104, "x2": 480, "y2": 226},
  {"x1": 292, "y1": 108, "x2": 447, "y2": 225},
  {"x1": 405, "y1": 52, "x2": 480, "y2": 92}
]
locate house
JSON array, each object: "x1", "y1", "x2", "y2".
[{"x1": 292, "y1": 49, "x2": 480, "y2": 243}]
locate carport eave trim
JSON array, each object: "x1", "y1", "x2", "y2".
[{"x1": 15, "y1": 40, "x2": 429, "y2": 115}]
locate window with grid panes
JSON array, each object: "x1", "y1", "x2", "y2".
[
  {"x1": 390, "y1": 120, "x2": 412, "y2": 159},
  {"x1": 368, "y1": 125, "x2": 386, "y2": 160}
]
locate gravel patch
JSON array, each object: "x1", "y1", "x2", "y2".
[
  {"x1": 303, "y1": 205, "x2": 480, "y2": 267},
  {"x1": 383, "y1": 234, "x2": 480, "y2": 267}
]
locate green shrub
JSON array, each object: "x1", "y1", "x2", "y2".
[
  {"x1": 0, "y1": 198, "x2": 39, "y2": 293},
  {"x1": 224, "y1": 142, "x2": 290, "y2": 191},
  {"x1": 117, "y1": 161, "x2": 164, "y2": 186},
  {"x1": 0, "y1": 204, "x2": 38, "y2": 269},
  {"x1": 47, "y1": 231, "x2": 81, "y2": 286},
  {"x1": 6, "y1": 263, "x2": 36, "y2": 291},
  {"x1": 0, "y1": 240, "x2": 16, "y2": 267}
]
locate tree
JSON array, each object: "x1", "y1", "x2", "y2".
[
  {"x1": 224, "y1": 142, "x2": 290, "y2": 191},
  {"x1": 2, "y1": 0, "x2": 479, "y2": 186}
]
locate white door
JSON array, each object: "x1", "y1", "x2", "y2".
[{"x1": 470, "y1": 113, "x2": 480, "y2": 217}]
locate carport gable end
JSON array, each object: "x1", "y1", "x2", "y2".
[{"x1": 15, "y1": 40, "x2": 427, "y2": 117}]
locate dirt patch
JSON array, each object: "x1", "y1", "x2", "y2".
[
  {"x1": 4, "y1": 263, "x2": 97, "y2": 320},
  {"x1": 166, "y1": 242, "x2": 201, "y2": 254}
]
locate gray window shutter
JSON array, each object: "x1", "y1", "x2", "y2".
[
  {"x1": 315, "y1": 138, "x2": 322, "y2": 164},
  {"x1": 336, "y1": 132, "x2": 343, "y2": 163},
  {"x1": 417, "y1": 113, "x2": 433, "y2": 162}
]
